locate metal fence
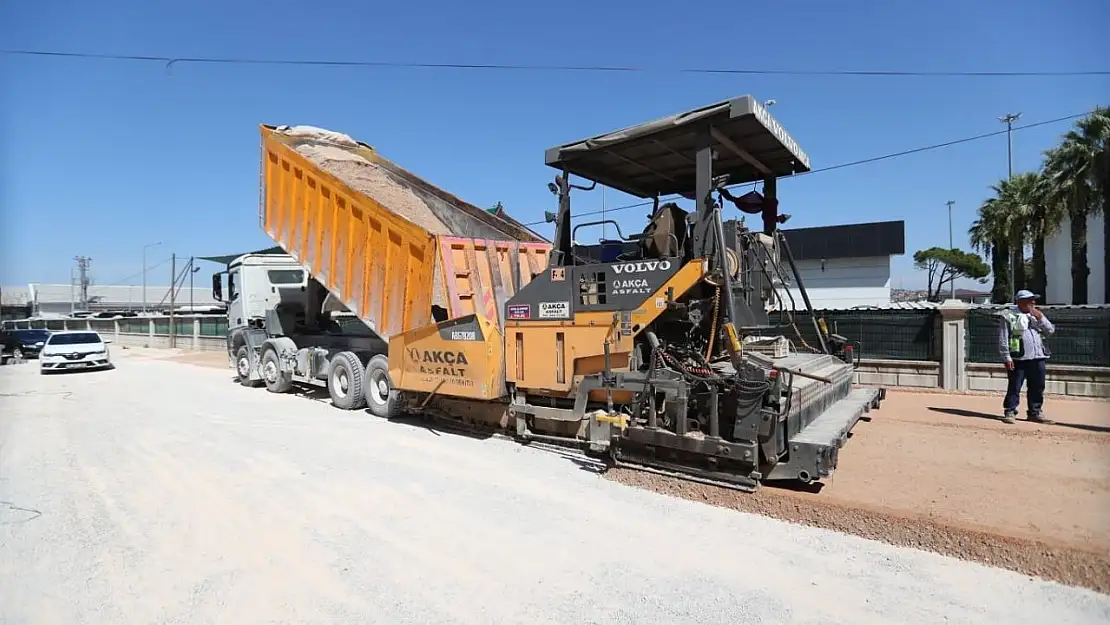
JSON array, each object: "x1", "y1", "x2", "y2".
[
  {"x1": 4, "y1": 307, "x2": 1107, "y2": 367},
  {"x1": 773, "y1": 309, "x2": 940, "y2": 362},
  {"x1": 967, "y1": 306, "x2": 1110, "y2": 367},
  {"x1": 2, "y1": 315, "x2": 229, "y2": 338}
]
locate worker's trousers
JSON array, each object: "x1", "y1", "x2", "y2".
[{"x1": 1004, "y1": 358, "x2": 1046, "y2": 415}]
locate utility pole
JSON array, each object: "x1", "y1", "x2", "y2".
[
  {"x1": 1000, "y1": 113, "x2": 1021, "y2": 179},
  {"x1": 601, "y1": 186, "x2": 607, "y2": 241},
  {"x1": 74, "y1": 256, "x2": 92, "y2": 311},
  {"x1": 170, "y1": 254, "x2": 177, "y2": 348},
  {"x1": 1000, "y1": 113, "x2": 1021, "y2": 296},
  {"x1": 189, "y1": 256, "x2": 196, "y2": 312},
  {"x1": 946, "y1": 201, "x2": 956, "y2": 299},
  {"x1": 142, "y1": 241, "x2": 162, "y2": 313}
]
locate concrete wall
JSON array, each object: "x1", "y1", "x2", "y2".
[
  {"x1": 784, "y1": 256, "x2": 892, "y2": 309},
  {"x1": 966, "y1": 363, "x2": 1109, "y2": 398},
  {"x1": 107, "y1": 330, "x2": 226, "y2": 352},
  {"x1": 1044, "y1": 212, "x2": 1106, "y2": 305},
  {"x1": 854, "y1": 359, "x2": 939, "y2": 388}
]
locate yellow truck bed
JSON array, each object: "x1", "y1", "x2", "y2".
[{"x1": 259, "y1": 124, "x2": 550, "y2": 338}]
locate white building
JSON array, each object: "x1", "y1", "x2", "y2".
[
  {"x1": 0, "y1": 284, "x2": 220, "y2": 317},
  {"x1": 1044, "y1": 212, "x2": 1107, "y2": 305},
  {"x1": 779, "y1": 220, "x2": 905, "y2": 310}
]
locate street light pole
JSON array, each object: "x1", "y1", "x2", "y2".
[
  {"x1": 142, "y1": 241, "x2": 162, "y2": 313},
  {"x1": 947, "y1": 200, "x2": 956, "y2": 299},
  {"x1": 1000, "y1": 113, "x2": 1021, "y2": 296},
  {"x1": 1000, "y1": 113, "x2": 1021, "y2": 179}
]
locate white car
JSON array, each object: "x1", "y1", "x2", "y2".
[{"x1": 39, "y1": 330, "x2": 113, "y2": 374}]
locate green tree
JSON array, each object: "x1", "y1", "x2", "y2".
[
  {"x1": 999, "y1": 171, "x2": 1063, "y2": 298},
  {"x1": 970, "y1": 171, "x2": 1063, "y2": 303},
  {"x1": 1025, "y1": 172, "x2": 1067, "y2": 298},
  {"x1": 1041, "y1": 106, "x2": 1109, "y2": 304},
  {"x1": 968, "y1": 195, "x2": 1012, "y2": 303},
  {"x1": 913, "y1": 247, "x2": 990, "y2": 302}
]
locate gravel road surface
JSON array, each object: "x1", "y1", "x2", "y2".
[{"x1": 2, "y1": 352, "x2": 1108, "y2": 625}]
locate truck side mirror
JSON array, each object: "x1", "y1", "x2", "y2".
[{"x1": 211, "y1": 273, "x2": 223, "y2": 302}]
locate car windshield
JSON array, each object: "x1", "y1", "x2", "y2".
[
  {"x1": 15, "y1": 330, "x2": 50, "y2": 341},
  {"x1": 48, "y1": 332, "x2": 101, "y2": 345}
]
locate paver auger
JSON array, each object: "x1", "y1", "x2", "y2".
[{"x1": 223, "y1": 95, "x2": 884, "y2": 491}]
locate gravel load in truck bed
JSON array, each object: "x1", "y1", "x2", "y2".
[
  {"x1": 282, "y1": 126, "x2": 458, "y2": 308},
  {"x1": 291, "y1": 140, "x2": 454, "y2": 237}
]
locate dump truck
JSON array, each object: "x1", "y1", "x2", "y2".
[{"x1": 212, "y1": 96, "x2": 884, "y2": 491}]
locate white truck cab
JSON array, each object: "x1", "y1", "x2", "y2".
[
  {"x1": 215, "y1": 253, "x2": 310, "y2": 330},
  {"x1": 210, "y1": 252, "x2": 392, "y2": 414}
]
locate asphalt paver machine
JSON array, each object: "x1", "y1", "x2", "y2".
[{"x1": 413, "y1": 94, "x2": 886, "y2": 490}]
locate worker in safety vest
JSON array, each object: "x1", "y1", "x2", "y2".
[{"x1": 997, "y1": 290, "x2": 1055, "y2": 424}]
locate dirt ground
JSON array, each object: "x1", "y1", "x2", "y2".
[
  {"x1": 161, "y1": 348, "x2": 1110, "y2": 592},
  {"x1": 613, "y1": 391, "x2": 1110, "y2": 592}
]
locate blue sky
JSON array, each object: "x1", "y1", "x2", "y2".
[{"x1": 1, "y1": 0, "x2": 1106, "y2": 290}]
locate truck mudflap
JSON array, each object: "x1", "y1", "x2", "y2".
[{"x1": 388, "y1": 313, "x2": 505, "y2": 401}]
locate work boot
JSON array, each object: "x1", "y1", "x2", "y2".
[
  {"x1": 1027, "y1": 411, "x2": 1049, "y2": 424},
  {"x1": 1001, "y1": 410, "x2": 1017, "y2": 424}
]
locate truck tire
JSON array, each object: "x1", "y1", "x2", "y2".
[
  {"x1": 328, "y1": 351, "x2": 366, "y2": 410},
  {"x1": 261, "y1": 348, "x2": 293, "y2": 394},
  {"x1": 364, "y1": 354, "x2": 401, "y2": 418},
  {"x1": 235, "y1": 345, "x2": 261, "y2": 387}
]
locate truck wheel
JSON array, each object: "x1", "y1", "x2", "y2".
[
  {"x1": 328, "y1": 351, "x2": 366, "y2": 410},
  {"x1": 236, "y1": 345, "x2": 261, "y2": 387},
  {"x1": 364, "y1": 354, "x2": 401, "y2": 418},
  {"x1": 261, "y1": 348, "x2": 293, "y2": 394}
]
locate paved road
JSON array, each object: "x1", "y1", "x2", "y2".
[{"x1": 2, "y1": 352, "x2": 1108, "y2": 625}]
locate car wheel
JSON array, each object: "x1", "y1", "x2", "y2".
[{"x1": 12, "y1": 348, "x2": 23, "y2": 361}]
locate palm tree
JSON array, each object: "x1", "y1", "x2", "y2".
[
  {"x1": 997, "y1": 174, "x2": 1035, "y2": 293},
  {"x1": 1006, "y1": 171, "x2": 1063, "y2": 298},
  {"x1": 1041, "y1": 106, "x2": 1110, "y2": 304},
  {"x1": 969, "y1": 194, "x2": 1012, "y2": 303}
]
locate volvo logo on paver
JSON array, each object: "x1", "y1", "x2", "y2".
[{"x1": 612, "y1": 259, "x2": 672, "y2": 274}]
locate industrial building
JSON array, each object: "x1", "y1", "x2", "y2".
[
  {"x1": 1044, "y1": 211, "x2": 1107, "y2": 305},
  {"x1": 0, "y1": 283, "x2": 219, "y2": 318},
  {"x1": 779, "y1": 220, "x2": 905, "y2": 309}
]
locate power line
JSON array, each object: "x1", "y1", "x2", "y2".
[
  {"x1": 103, "y1": 256, "x2": 172, "y2": 287},
  {"x1": 2, "y1": 49, "x2": 1107, "y2": 77},
  {"x1": 523, "y1": 111, "x2": 1088, "y2": 226}
]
